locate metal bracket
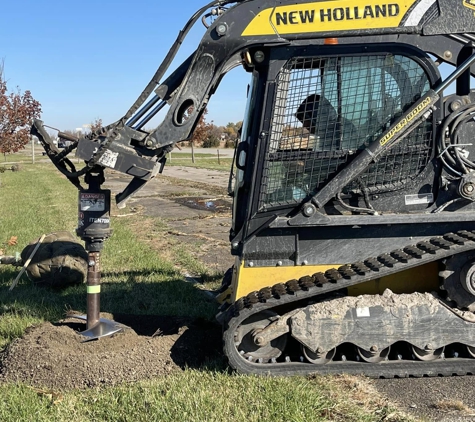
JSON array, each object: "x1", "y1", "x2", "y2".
[{"x1": 252, "y1": 311, "x2": 298, "y2": 347}]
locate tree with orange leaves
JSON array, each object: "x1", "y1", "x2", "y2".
[{"x1": 0, "y1": 61, "x2": 41, "y2": 155}]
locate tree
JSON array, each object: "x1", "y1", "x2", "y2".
[
  {"x1": 224, "y1": 122, "x2": 237, "y2": 140},
  {"x1": 202, "y1": 134, "x2": 220, "y2": 148},
  {"x1": 224, "y1": 121, "x2": 242, "y2": 141},
  {"x1": 223, "y1": 121, "x2": 242, "y2": 147},
  {"x1": 89, "y1": 118, "x2": 103, "y2": 134},
  {"x1": 224, "y1": 138, "x2": 236, "y2": 148},
  {"x1": 189, "y1": 108, "x2": 212, "y2": 146},
  {"x1": 208, "y1": 124, "x2": 222, "y2": 140},
  {"x1": 0, "y1": 62, "x2": 41, "y2": 155}
]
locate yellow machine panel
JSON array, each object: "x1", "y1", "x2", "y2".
[
  {"x1": 232, "y1": 260, "x2": 439, "y2": 301},
  {"x1": 242, "y1": 0, "x2": 418, "y2": 36}
]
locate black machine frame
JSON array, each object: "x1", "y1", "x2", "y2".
[{"x1": 231, "y1": 41, "x2": 475, "y2": 267}]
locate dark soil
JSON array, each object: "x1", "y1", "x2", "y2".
[{"x1": 0, "y1": 314, "x2": 223, "y2": 390}]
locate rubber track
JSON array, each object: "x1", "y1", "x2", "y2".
[{"x1": 221, "y1": 230, "x2": 475, "y2": 378}]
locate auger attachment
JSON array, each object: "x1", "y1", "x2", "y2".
[{"x1": 74, "y1": 169, "x2": 123, "y2": 340}]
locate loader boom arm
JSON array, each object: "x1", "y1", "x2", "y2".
[{"x1": 32, "y1": 0, "x2": 475, "y2": 205}]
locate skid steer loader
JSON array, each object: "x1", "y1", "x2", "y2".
[{"x1": 31, "y1": 0, "x2": 475, "y2": 377}]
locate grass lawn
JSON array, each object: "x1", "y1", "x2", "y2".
[
  {"x1": 0, "y1": 145, "x2": 46, "y2": 164},
  {"x1": 0, "y1": 163, "x2": 409, "y2": 422},
  {"x1": 166, "y1": 152, "x2": 233, "y2": 171}
]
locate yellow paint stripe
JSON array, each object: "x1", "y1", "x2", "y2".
[{"x1": 87, "y1": 285, "x2": 101, "y2": 294}]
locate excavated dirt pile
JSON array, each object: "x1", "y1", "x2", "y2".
[{"x1": 0, "y1": 315, "x2": 222, "y2": 390}]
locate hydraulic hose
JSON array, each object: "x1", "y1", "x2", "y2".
[
  {"x1": 89, "y1": 0, "x2": 235, "y2": 168},
  {"x1": 438, "y1": 102, "x2": 475, "y2": 176}
]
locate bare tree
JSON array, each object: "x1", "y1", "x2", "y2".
[{"x1": 89, "y1": 118, "x2": 103, "y2": 134}]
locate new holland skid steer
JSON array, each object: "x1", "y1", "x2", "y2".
[{"x1": 31, "y1": 0, "x2": 475, "y2": 377}]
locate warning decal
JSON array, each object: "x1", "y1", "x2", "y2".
[{"x1": 80, "y1": 193, "x2": 105, "y2": 212}]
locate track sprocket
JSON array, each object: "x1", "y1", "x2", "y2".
[{"x1": 441, "y1": 252, "x2": 475, "y2": 311}]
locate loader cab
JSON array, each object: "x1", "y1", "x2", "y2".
[
  {"x1": 230, "y1": 42, "x2": 440, "y2": 271},
  {"x1": 257, "y1": 45, "x2": 437, "y2": 213}
]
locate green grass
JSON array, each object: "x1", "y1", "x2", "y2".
[
  {"x1": 1, "y1": 146, "x2": 47, "y2": 164},
  {"x1": 0, "y1": 164, "x2": 409, "y2": 422},
  {"x1": 166, "y1": 152, "x2": 233, "y2": 171},
  {"x1": 0, "y1": 373, "x2": 407, "y2": 422},
  {"x1": 0, "y1": 164, "x2": 217, "y2": 341},
  {"x1": 169, "y1": 153, "x2": 217, "y2": 159}
]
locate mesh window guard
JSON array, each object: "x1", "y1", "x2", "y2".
[{"x1": 259, "y1": 54, "x2": 433, "y2": 209}]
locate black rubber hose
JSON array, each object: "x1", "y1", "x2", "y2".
[
  {"x1": 336, "y1": 193, "x2": 378, "y2": 215},
  {"x1": 438, "y1": 103, "x2": 475, "y2": 174}
]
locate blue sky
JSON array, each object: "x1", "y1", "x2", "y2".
[{"x1": 0, "y1": 0, "x2": 249, "y2": 131}]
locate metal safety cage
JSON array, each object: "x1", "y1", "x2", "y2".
[{"x1": 258, "y1": 48, "x2": 437, "y2": 210}]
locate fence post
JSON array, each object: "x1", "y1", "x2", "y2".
[
  {"x1": 217, "y1": 149, "x2": 220, "y2": 165},
  {"x1": 31, "y1": 135, "x2": 35, "y2": 164}
]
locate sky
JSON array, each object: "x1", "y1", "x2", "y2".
[
  {"x1": 0, "y1": 0, "x2": 250, "y2": 132},
  {"x1": 0, "y1": 0, "x2": 464, "y2": 135}
]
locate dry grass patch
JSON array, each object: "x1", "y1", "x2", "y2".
[
  {"x1": 322, "y1": 375, "x2": 414, "y2": 421},
  {"x1": 433, "y1": 399, "x2": 474, "y2": 414}
]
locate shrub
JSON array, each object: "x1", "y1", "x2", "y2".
[
  {"x1": 202, "y1": 135, "x2": 220, "y2": 148},
  {"x1": 224, "y1": 139, "x2": 236, "y2": 148}
]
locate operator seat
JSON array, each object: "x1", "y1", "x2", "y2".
[{"x1": 295, "y1": 94, "x2": 357, "y2": 150}]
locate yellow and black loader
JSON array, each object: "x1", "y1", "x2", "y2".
[{"x1": 32, "y1": 0, "x2": 475, "y2": 377}]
